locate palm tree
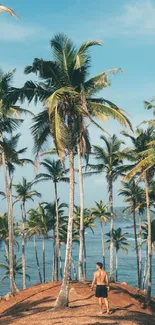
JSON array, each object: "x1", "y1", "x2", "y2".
[
  {"x1": 9, "y1": 34, "x2": 131, "y2": 308},
  {"x1": 0, "y1": 213, "x2": 19, "y2": 258},
  {"x1": 73, "y1": 206, "x2": 95, "y2": 279},
  {"x1": 122, "y1": 126, "x2": 155, "y2": 300},
  {"x1": 14, "y1": 177, "x2": 41, "y2": 221},
  {"x1": 13, "y1": 177, "x2": 41, "y2": 289},
  {"x1": 119, "y1": 180, "x2": 145, "y2": 288},
  {"x1": 0, "y1": 4, "x2": 19, "y2": 17},
  {"x1": 141, "y1": 221, "x2": 155, "y2": 289},
  {"x1": 35, "y1": 158, "x2": 69, "y2": 280},
  {"x1": 27, "y1": 216, "x2": 42, "y2": 284},
  {"x1": 0, "y1": 255, "x2": 30, "y2": 284},
  {"x1": 43, "y1": 201, "x2": 68, "y2": 280},
  {"x1": 87, "y1": 134, "x2": 126, "y2": 281},
  {"x1": 0, "y1": 70, "x2": 33, "y2": 294},
  {"x1": 91, "y1": 200, "x2": 109, "y2": 269},
  {"x1": 105, "y1": 228, "x2": 131, "y2": 282},
  {"x1": 28, "y1": 204, "x2": 49, "y2": 283}
]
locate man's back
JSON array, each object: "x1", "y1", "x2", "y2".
[{"x1": 95, "y1": 269, "x2": 107, "y2": 285}]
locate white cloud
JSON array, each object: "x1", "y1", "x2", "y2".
[{"x1": 99, "y1": 0, "x2": 155, "y2": 39}]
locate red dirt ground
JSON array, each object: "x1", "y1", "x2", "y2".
[{"x1": 0, "y1": 281, "x2": 155, "y2": 325}]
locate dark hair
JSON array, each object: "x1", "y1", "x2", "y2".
[{"x1": 96, "y1": 262, "x2": 103, "y2": 269}]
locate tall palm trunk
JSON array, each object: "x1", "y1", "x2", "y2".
[
  {"x1": 21, "y1": 202, "x2": 26, "y2": 289},
  {"x1": 54, "y1": 181, "x2": 59, "y2": 281},
  {"x1": 144, "y1": 172, "x2": 152, "y2": 303},
  {"x1": 55, "y1": 150, "x2": 74, "y2": 309},
  {"x1": 139, "y1": 213, "x2": 142, "y2": 288},
  {"x1": 1, "y1": 141, "x2": 17, "y2": 294},
  {"x1": 143, "y1": 243, "x2": 148, "y2": 290},
  {"x1": 71, "y1": 252, "x2": 77, "y2": 280},
  {"x1": 133, "y1": 202, "x2": 140, "y2": 288},
  {"x1": 116, "y1": 248, "x2": 118, "y2": 282},
  {"x1": 100, "y1": 220, "x2": 105, "y2": 270},
  {"x1": 42, "y1": 235, "x2": 45, "y2": 283},
  {"x1": 52, "y1": 228, "x2": 56, "y2": 281},
  {"x1": 8, "y1": 174, "x2": 19, "y2": 293},
  {"x1": 34, "y1": 235, "x2": 42, "y2": 283},
  {"x1": 4, "y1": 240, "x2": 9, "y2": 259},
  {"x1": 83, "y1": 230, "x2": 87, "y2": 279},
  {"x1": 109, "y1": 177, "x2": 114, "y2": 281},
  {"x1": 59, "y1": 246, "x2": 63, "y2": 280},
  {"x1": 77, "y1": 144, "x2": 84, "y2": 281}
]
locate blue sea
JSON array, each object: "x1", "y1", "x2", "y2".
[{"x1": 0, "y1": 218, "x2": 154, "y2": 296}]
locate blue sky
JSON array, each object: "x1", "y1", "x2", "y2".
[{"x1": 0, "y1": 0, "x2": 155, "y2": 214}]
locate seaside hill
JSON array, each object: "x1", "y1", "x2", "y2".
[{"x1": 0, "y1": 281, "x2": 155, "y2": 325}]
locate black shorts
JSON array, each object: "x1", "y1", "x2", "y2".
[{"x1": 95, "y1": 285, "x2": 108, "y2": 298}]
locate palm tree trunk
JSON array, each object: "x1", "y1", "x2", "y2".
[
  {"x1": 71, "y1": 253, "x2": 77, "y2": 280},
  {"x1": 54, "y1": 181, "x2": 59, "y2": 281},
  {"x1": 1, "y1": 145, "x2": 17, "y2": 294},
  {"x1": 109, "y1": 178, "x2": 114, "y2": 282},
  {"x1": 42, "y1": 235, "x2": 45, "y2": 283},
  {"x1": 139, "y1": 213, "x2": 142, "y2": 288},
  {"x1": 77, "y1": 143, "x2": 84, "y2": 281},
  {"x1": 22, "y1": 234, "x2": 26, "y2": 289},
  {"x1": 52, "y1": 228, "x2": 56, "y2": 281},
  {"x1": 59, "y1": 246, "x2": 63, "y2": 280},
  {"x1": 4, "y1": 240, "x2": 9, "y2": 259},
  {"x1": 116, "y1": 248, "x2": 118, "y2": 282},
  {"x1": 133, "y1": 203, "x2": 140, "y2": 288},
  {"x1": 54, "y1": 150, "x2": 74, "y2": 309},
  {"x1": 144, "y1": 172, "x2": 152, "y2": 303},
  {"x1": 143, "y1": 243, "x2": 148, "y2": 290},
  {"x1": 21, "y1": 203, "x2": 26, "y2": 289},
  {"x1": 34, "y1": 235, "x2": 42, "y2": 283},
  {"x1": 100, "y1": 220, "x2": 105, "y2": 270},
  {"x1": 83, "y1": 231, "x2": 87, "y2": 279},
  {"x1": 8, "y1": 175, "x2": 19, "y2": 293}
]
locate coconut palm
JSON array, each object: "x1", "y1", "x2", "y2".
[
  {"x1": 0, "y1": 133, "x2": 33, "y2": 294},
  {"x1": 43, "y1": 200, "x2": 68, "y2": 280},
  {"x1": 91, "y1": 200, "x2": 109, "y2": 269},
  {"x1": 122, "y1": 126, "x2": 155, "y2": 300},
  {"x1": 27, "y1": 204, "x2": 48, "y2": 283},
  {"x1": 13, "y1": 177, "x2": 41, "y2": 288},
  {"x1": 73, "y1": 206, "x2": 95, "y2": 279},
  {"x1": 105, "y1": 228, "x2": 131, "y2": 282},
  {"x1": 0, "y1": 213, "x2": 19, "y2": 258},
  {"x1": 35, "y1": 158, "x2": 69, "y2": 280},
  {"x1": 0, "y1": 69, "x2": 33, "y2": 294},
  {"x1": 119, "y1": 180, "x2": 145, "y2": 288},
  {"x1": 0, "y1": 255, "x2": 30, "y2": 285},
  {"x1": 27, "y1": 216, "x2": 42, "y2": 284},
  {"x1": 87, "y1": 134, "x2": 127, "y2": 281},
  {"x1": 8, "y1": 34, "x2": 131, "y2": 307},
  {"x1": 141, "y1": 220, "x2": 155, "y2": 289},
  {"x1": 14, "y1": 177, "x2": 41, "y2": 221}
]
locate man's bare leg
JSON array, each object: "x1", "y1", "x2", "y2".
[
  {"x1": 104, "y1": 298, "x2": 110, "y2": 313},
  {"x1": 98, "y1": 297, "x2": 103, "y2": 314}
]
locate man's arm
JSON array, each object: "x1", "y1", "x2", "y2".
[{"x1": 91, "y1": 272, "x2": 96, "y2": 290}]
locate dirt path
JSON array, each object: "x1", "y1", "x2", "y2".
[{"x1": 0, "y1": 282, "x2": 155, "y2": 325}]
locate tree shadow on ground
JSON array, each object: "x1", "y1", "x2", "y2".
[
  {"x1": 0, "y1": 296, "x2": 55, "y2": 325},
  {"x1": 110, "y1": 285, "x2": 155, "y2": 313},
  {"x1": 47, "y1": 310, "x2": 155, "y2": 325}
]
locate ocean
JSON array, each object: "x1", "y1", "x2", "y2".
[{"x1": 0, "y1": 218, "x2": 154, "y2": 296}]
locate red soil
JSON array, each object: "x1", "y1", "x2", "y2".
[{"x1": 0, "y1": 281, "x2": 155, "y2": 325}]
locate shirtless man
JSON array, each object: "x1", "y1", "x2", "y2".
[{"x1": 91, "y1": 262, "x2": 110, "y2": 314}]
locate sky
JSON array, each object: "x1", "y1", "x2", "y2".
[{"x1": 0, "y1": 0, "x2": 155, "y2": 215}]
